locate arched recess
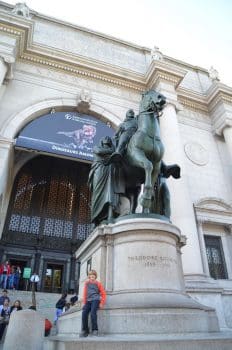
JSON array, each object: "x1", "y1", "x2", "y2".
[{"x1": 0, "y1": 98, "x2": 119, "y2": 237}]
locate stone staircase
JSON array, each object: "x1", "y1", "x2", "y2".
[
  {"x1": 5, "y1": 290, "x2": 71, "y2": 322},
  {"x1": 44, "y1": 332, "x2": 232, "y2": 350}
]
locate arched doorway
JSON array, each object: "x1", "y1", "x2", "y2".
[{"x1": 1, "y1": 154, "x2": 91, "y2": 292}]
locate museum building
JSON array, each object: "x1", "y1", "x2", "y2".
[{"x1": 0, "y1": 1, "x2": 232, "y2": 330}]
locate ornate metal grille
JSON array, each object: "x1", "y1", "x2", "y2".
[
  {"x1": 204, "y1": 235, "x2": 228, "y2": 279},
  {"x1": 4, "y1": 156, "x2": 91, "y2": 242}
]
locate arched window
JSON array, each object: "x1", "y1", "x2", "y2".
[{"x1": 4, "y1": 156, "x2": 91, "y2": 242}]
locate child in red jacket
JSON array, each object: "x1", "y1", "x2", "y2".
[{"x1": 79, "y1": 269, "x2": 106, "y2": 337}]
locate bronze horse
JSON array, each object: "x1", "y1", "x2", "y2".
[{"x1": 123, "y1": 90, "x2": 166, "y2": 213}]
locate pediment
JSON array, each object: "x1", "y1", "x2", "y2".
[{"x1": 195, "y1": 198, "x2": 232, "y2": 212}]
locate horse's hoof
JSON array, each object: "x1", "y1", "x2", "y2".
[{"x1": 139, "y1": 195, "x2": 151, "y2": 209}]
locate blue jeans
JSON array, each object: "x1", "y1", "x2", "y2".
[
  {"x1": 82, "y1": 300, "x2": 100, "y2": 332},
  {"x1": 0, "y1": 274, "x2": 8, "y2": 289},
  {"x1": 8, "y1": 274, "x2": 14, "y2": 289},
  {"x1": 54, "y1": 308, "x2": 63, "y2": 322}
]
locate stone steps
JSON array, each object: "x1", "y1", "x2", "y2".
[
  {"x1": 44, "y1": 332, "x2": 232, "y2": 350},
  {"x1": 5, "y1": 290, "x2": 73, "y2": 321}
]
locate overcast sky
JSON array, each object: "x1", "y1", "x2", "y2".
[{"x1": 4, "y1": 0, "x2": 232, "y2": 87}]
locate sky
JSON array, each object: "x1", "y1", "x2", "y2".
[{"x1": 4, "y1": 0, "x2": 232, "y2": 87}]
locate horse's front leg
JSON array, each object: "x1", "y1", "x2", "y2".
[
  {"x1": 140, "y1": 159, "x2": 153, "y2": 211},
  {"x1": 150, "y1": 161, "x2": 162, "y2": 213}
]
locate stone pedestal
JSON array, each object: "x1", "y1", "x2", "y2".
[
  {"x1": 3, "y1": 309, "x2": 44, "y2": 350},
  {"x1": 57, "y1": 218, "x2": 219, "y2": 336}
]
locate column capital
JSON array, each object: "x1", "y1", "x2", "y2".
[
  {"x1": 212, "y1": 114, "x2": 232, "y2": 136},
  {"x1": 165, "y1": 99, "x2": 184, "y2": 113}
]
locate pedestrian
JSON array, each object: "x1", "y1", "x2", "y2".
[
  {"x1": 70, "y1": 293, "x2": 78, "y2": 306},
  {"x1": 0, "y1": 299, "x2": 11, "y2": 340},
  {"x1": 0, "y1": 290, "x2": 10, "y2": 306},
  {"x1": 0, "y1": 261, "x2": 11, "y2": 289},
  {"x1": 8, "y1": 266, "x2": 15, "y2": 290},
  {"x1": 54, "y1": 293, "x2": 67, "y2": 324},
  {"x1": 10, "y1": 300, "x2": 22, "y2": 313},
  {"x1": 44, "y1": 318, "x2": 52, "y2": 337},
  {"x1": 30, "y1": 272, "x2": 40, "y2": 291},
  {"x1": 13, "y1": 266, "x2": 21, "y2": 290},
  {"x1": 79, "y1": 269, "x2": 106, "y2": 337}
]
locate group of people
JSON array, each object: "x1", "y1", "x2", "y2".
[
  {"x1": 0, "y1": 268, "x2": 106, "y2": 339},
  {"x1": 0, "y1": 289, "x2": 53, "y2": 341},
  {"x1": 54, "y1": 292, "x2": 78, "y2": 324},
  {"x1": 0, "y1": 289, "x2": 22, "y2": 340},
  {"x1": 0, "y1": 261, "x2": 21, "y2": 290}
]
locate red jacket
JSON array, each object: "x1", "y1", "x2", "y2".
[
  {"x1": 0, "y1": 264, "x2": 11, "y2": 275},
  {"x1": 82, "y1": 279, "x2": 106, "y2": 307},
  {"x1": 45, "y1": 318, "x2": 52, "y2": 331}
]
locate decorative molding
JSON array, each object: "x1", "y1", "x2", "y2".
[
  {"x1": 184, "y1": 142, "x2": 209, "y2": 166},
  {"x1": 194, "y1": 197, "x2": 232, "y2": 227},
  {"x1": 0, "y1": 136, "x2": 14, "y2": 146},
  {"x1": 178, "y1": 96, "x2": 209, "y2": 114},
  {"x1": 19, "y1": 54, "x2": 144, "y2": 91},
  {"x1": 195, "y1": 197, "x2": 232, "y2": 211}
]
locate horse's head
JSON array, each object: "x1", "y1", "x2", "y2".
[{"x1": 140, "y1": 90, "x2": 166, "y2": 114}]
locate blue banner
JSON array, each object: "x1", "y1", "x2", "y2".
[{"x1": 15, "y1": 112, "x2": 115, "y2": 162}]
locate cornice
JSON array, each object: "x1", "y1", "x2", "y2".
[
  {"x1": 19, "y1": 54, "x2": 145, "y2": 92},
  {"x1": 178, "y1": 84, "x2": 232, "y2": 115},
  {"x1": 177, "y1": 88, "x2": 209, "y2": 114},
  {"x1": 0, "y1": 14, "x2": 146, "y2": 91},
  {"x1": 206, "y1": 82, "x2": 232, "y2": 112},
  {"x1": 0, "y1": 12, "x2": 187, "y2": 94},
  {"x1": 145, "y1": 60, "x2": 187, "y2": 89},
  {"x1": 178, "y1": 96, "x2": 209, "y2": 114},
  {"x1": 1, "y1": 10, "x2": 232, "y2": 108}
]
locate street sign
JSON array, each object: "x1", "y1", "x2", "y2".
[{"x1": 23, "y1": 267, "x2": 31, "y2": 279}]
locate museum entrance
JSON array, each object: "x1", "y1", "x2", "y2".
[
  {"x1": 1, "y1": 154, "x2": 92, "y2": 292},
  {"x1": 44, "y1": 263, "x2": 64, "y2": 293}
]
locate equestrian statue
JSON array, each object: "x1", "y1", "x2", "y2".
[{"x1": 88, "y1": 90, "x2": 180, "y2": 227}]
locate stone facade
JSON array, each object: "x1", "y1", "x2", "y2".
[{"x1": 0, "y1": 1, "x2": 232, "y2": 331}]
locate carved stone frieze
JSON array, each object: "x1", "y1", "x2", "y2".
[{"x1": 178, "y1": 96, "x2": 209, "y2": 114}]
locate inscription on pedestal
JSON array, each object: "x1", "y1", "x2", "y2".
[{"x1": 128, "y1": 255, "x2": 177, "y2": 268}]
